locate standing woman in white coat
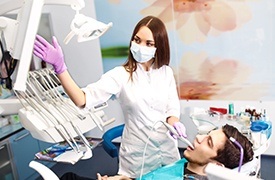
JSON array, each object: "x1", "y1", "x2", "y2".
[{"x1": 33, "y1": 15, "x2": 187, "y2": 179}]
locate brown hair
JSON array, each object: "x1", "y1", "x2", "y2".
[
  {"x1": 213, "y1": 124, "x2": 254, "y2": 169},
  {"x1": 123, "y1": 16, "x2": 170, "y2": 80}
]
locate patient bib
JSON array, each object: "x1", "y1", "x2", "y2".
[{"x1": 141, "y1": 158, "x2": 187, "y2": 180}]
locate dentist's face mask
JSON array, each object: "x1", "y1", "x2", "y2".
[{"x1": 130, "y1": 41, "x2": 157, "y2": 63}]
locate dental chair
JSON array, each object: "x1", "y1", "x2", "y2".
[
  {"x1": 101, "y1": 124, "x2": 261, "y2": 180},
  {"x1": 102, "y1": 124, "x2": 124, "y2": 158},
  {"x1": 28, "y1": 157, "x2": 260, "y2": 180},
  {"x1": 30, "y1": 125, "x2": 261, "y2": 180},
  {"x1": 140, "y1": 158, "x2": 260, "y2": 180}
]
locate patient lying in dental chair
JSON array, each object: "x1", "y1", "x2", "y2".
[{"x1": 61, "y1": 124, "x2": 254, "y2": 180}]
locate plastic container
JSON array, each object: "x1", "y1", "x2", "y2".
[
  {"x1": 250, "y1": 120, "x2": 270, "y2": 149},
  {"x1": 250, "y1": 125, "x2": 262, "y2": 149}
]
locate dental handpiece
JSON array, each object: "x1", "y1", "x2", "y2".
[{"x1": 164, "y1": 122, "x2": 194, "y2": 149}]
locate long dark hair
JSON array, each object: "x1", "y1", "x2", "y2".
[{"x1": 123, "y1": 16, "x2": 170, "y2": 81}]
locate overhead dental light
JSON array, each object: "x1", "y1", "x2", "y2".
[
  {"x1": 0, "y1": 0, "x2": 112, "y2": 91},
  {"x1": 64, "y1": 13, "x2": 113, "y2": 44}
]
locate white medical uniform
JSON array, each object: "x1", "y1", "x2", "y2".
[{"x1": 82, "y1": 63, "x2": 181, "y2": 178}]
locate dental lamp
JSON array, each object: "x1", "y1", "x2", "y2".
[
  {"x1": 0, "y1": 0, "x2": 112, "y2": 91},
  {"x1": 64, "y1": 13, "x2": 113, "y2": 44}
]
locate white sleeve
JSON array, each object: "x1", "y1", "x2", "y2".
[{"x1": 82, "y1": 67, "x2": 124, "y2": 110}]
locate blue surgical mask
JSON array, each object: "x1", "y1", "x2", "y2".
[{"x1": 130, "y1": 41, "x2": 156, "y2": 63}]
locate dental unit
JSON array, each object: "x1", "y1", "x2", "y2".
[{"x1": 0, "y1": 0, "x2": 113, "y2": 160}]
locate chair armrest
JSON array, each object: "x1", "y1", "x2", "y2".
[
  {"x1": 102, "y1": 124, "x2": 124, "y2": 158},
  {"x1": 29, "y1": 161, "x2": 59, "y2": 180}
]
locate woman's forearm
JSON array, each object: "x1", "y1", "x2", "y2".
[{"x1": 57, "y1": 70, "x2": 86, "y2": 108}]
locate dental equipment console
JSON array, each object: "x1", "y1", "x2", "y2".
[
  {"x1": 0, "y1": 0, "x2": 113, "y2": 160},
  {"x1": 16, "y1": 68, "x2": 115, "y2": 159}
]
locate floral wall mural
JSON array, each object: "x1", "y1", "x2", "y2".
[
  {"x1": 94, "y1": 0, "x2": 275, "y2": 101},
  {"x1": 140, "y1": 0, "x2": 253, "y2": 44}
]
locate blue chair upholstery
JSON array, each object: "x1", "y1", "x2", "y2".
[{"x1": 102, "y1": 124, "x2": 124, "y2": 158}]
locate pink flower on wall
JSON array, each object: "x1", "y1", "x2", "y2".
[
  {"x1": 173, "y1": 52, "x2": 267, "y2": 100},
  {"x1": 141, "y1": 0, "x2": 252, "y2": 43}
]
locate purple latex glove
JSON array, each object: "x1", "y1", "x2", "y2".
[
  {"x1": 33, "y1": 35, "x2": 67, "y2": 74},
  {"x1": 172, "y1": 122, "x2": 187, "y2": 139}
]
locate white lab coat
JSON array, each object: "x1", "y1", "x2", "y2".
[{"x1": 82, "y1": 63, "x2": 181, "y2": 178}]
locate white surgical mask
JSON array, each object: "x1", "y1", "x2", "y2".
[{"x1": 130, "y1": 41, "x2": 156, "y2": 63}]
